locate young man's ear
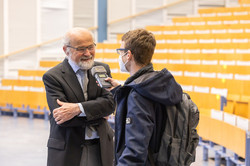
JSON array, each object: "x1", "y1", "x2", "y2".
[{"x1": 126, "y1": 50, "x2": 133, "y2": 61}]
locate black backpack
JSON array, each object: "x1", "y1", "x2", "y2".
[{"x1": 148, "y1": 93, "x2": 200, "y2": 166}]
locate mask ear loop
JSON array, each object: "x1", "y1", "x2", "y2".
[{"x1": 123, "y1": 51, "x2": 129, "y2": 65}]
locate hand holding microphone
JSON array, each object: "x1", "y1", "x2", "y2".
[{"x1": 105, "y1": 77, "x2": 120, "y2": 90}]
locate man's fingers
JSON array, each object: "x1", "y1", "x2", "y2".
[
  {"x1": 57, "y1": 119, "x2": 64, "y2": 125},
  {"x1": 54, "y1": 114, "x2": 65, "y2": 124},
  {"x1": 55, "y1": 116, "x2": 60, "y2": 122},
  {"x1": 53, "y1": 108, "x2": 58, "y2": 113},
  {"x1": 53, "y1": 108, "x2": 59, "y2": 118},
  {"x1": 57, "y1": 99, "x2": 64, "y2": 106},
  {"x1": 105, "y1": 77, "x2": 111, "y2": 82},
  {"x1": 56, "y1": 118, "x2": 64, "y2": 125}
]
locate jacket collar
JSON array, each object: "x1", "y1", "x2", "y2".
[
  {"x1": 124, "y1": 63, "x2": 154, "y2": 85},
  {"x1": 61, "y1": 58, "x2": 85, "y2": 101}
]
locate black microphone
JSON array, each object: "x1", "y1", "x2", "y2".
[{"x1": 91, "y1": 66, "x2": 112, "y2": 88}]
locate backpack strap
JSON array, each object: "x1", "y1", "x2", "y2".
[
  {"x1": 173, "y1": 103, "x2": 180, "y2": 138},
  {"x1": 148, "y1": 148, "x2": 156, "y2": 166}
]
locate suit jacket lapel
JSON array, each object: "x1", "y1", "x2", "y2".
[{"x1": 61, "y1": 59, "x2": 85, "y2": 102}]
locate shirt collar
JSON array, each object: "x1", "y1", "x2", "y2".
[{"x1": 68, "y1": 58, "x2": 81, "y2": 73}]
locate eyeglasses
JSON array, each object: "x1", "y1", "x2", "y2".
[
  {"x1": 67, "y1": 43, "x2": 96, "y2": 53},
  {"x1": 116, "y1": 48, "x2": 128, "y2": 55}
]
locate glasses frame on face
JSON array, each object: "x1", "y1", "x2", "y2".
[
  {"x1": 67, "y1": 43, "x2": 96, "y2": 53},
  {"x1": 116, "y1": 48, "x2": 128, "y2": 55}
]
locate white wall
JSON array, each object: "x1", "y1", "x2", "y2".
[
  {"x1": 73, "y1": 0, "x2": 95, "y2": 29},
  {"x1": 167, "y1": 0, "x2": 197, "y2": 17},
  {"x1": 0, "y1": 0, "x2": 5, "y2": 78},
  {"x1": 8, "y1": 0, "x2": 37, "y2": 51},
  {"x1": 0, "y1": 0, "x2": 3, "y2": 56},
  {"x1": 134, "y1": 0, "x2": 165, "y2": 27},
  {"x1": 107, "y1": 0, "x2": 198, "y2": 41},
  {"x1": 39, "y1": 0, "x2": 71, "y2": 60},
  {"x1": 41, "y1": 0, "x2": 70, "y2": 42},
  {"x1": 39, "y1": 0, "x2": 98, "y2": 60},
  {"x1": 5, "y1": 0, "x2": 37, "y2": 77},
  {"x1": 107, "y1": 0, "x2": 132, "y2": 41}
]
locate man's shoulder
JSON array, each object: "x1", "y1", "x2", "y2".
[{"x1": 43, "y1": 60, "x2": 64, "y2": 77}]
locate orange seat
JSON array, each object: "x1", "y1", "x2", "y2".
[
  {"x1": 18, "y1": 70, "x2": 46, "y2": 77},
  {"x1": 39, "y1": 61, "x2": 60, "y2": 68}
]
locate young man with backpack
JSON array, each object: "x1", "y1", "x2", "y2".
[{"x1": 106, "y1": 28, "x2": 199, "y2": 166}]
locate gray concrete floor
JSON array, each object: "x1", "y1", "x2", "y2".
[
  {"x1": 0, "y1": 116, "x2": 49, "y2": 166},
  {"x1": 0, "y1": 115, "x2": 216, "y2": 166}
]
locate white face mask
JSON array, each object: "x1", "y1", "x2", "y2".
[{"x1": 118, "y1": 53, "x2": 128, "y2": 73}]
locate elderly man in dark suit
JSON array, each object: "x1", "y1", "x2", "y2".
[{"x1": 42, "y1": 27, "x2": 115, "y2": 166}]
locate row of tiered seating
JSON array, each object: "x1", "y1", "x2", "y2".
[
  {"x1": 0, "y1": 67, "x2": 49, "y2": 119},
  {"x1": 142, "y1": 6, "x2": 250, "y2": 118},
  {"x1": 0, "y1": 85, "x2": 48, "y2": 119}
]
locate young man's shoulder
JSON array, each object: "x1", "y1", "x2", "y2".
[{"x1": 133, "y1": 71, "x2": 158, "y2": 84}]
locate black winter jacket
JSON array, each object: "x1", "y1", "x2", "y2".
[{"x1": 112, "y1": 63, "x2": 183, "y2": 166}]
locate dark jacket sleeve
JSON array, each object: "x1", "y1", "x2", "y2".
[
  {"x1": 117, "y1": 90, "x2": 155, "y2": 165},
  {"x1": 80, "y1": 88, "x2": 115, "y2": 121}
]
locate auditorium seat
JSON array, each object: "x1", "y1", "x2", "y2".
[
  {"x1": 187, "y1": 92, "x2": 221, "y2": 110},
  {"x1": 39, "y1": 61, "x2": 60, "y2": 68},
  {"x1": 198, "y1": 6, "x2": 250, "y2": 14},
  {"x1": 0, "y1": 86, "x2": 12, "y2": 113},
  {"x1": 18, "y1": 69, "x2": 46, "y2": 77},
  {"x1": 1, "y1": 78, "x2": 44, "y2": 87},
  {"x1": 234, "y1": 100, "x2": 250, "y2": 118}
]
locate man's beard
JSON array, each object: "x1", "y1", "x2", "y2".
[
  {"x1": 78, "y1": 57, "x2": 94, "y2": 70},
  {"x1": 68, "y1": 52, "x2": 94, "y2": 70}
]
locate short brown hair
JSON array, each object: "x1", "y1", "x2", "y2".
[{"x1": 121, "y1": 28, "x2": 156, "y2": 66}]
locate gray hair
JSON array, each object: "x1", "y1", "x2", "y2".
[{"x1": 62, "y1": 27, "x2": 95, "y2": 46}]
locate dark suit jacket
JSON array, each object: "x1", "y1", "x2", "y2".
[{"x1": 42, "y1": 58, "x2": 115, "y2": 166}]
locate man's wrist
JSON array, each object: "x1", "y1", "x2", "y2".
[
  {"x1": 77, "y1": 103, "x2": 86, "y2": 117},
  {"x1": 74, "y1": 103, "x2": 81, "y2": 116}
]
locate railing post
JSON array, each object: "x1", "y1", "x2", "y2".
[
  {"x1": 209, "y1": 141, "x2": 214, "y2": 147},
  {"x1": 226, "y1": 157, "x2": 233, "y2": 166},
  {"x1": 203, "y1": 146, "x2": 208, "y2": 161},
  {"x1": 27, "y1": 106, "x2": 33, "y2": 119},
  {"x1": 13, "y1": 109, "x2": 17, "y2": 118},
  {"x1": 222, "y1": 147, "x2": 226, "y2": 153},
  {"x1": 215, "y1": 151, "x2": 221, "y2": 166},
  {"x1": 234, "y1": 153, "x2": 238, "y2": 161},
  {"x1": 44, "y1": 107, "x2": 49, "y2": 121}
]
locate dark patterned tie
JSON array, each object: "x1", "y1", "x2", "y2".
[{"x1": 82, "y1": 71, "x2": 88, "y2": 101}]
